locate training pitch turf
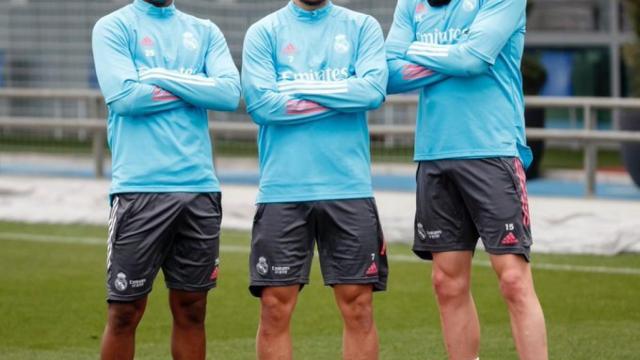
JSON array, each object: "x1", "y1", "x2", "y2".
[{"x1": 0, "y1": 221, "x2": 639, "y2": 359}]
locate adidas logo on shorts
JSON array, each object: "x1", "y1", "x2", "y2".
[
  {"x1": 501, "y1": 232, "x2": 519, "y2": 245},
  {"x1": 365, "y1": 262, "x2": 378, "y2": 276}
]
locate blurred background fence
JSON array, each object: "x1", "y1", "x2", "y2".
[{"x1": 1, "y1": 0, "x2": 640, "y2": 197}]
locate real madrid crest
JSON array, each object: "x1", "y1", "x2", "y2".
[
  {"x1": 182, "y1": 32, "x2": 199, "y2": 51},
  {"x1": 333, "y1": 34, "x2": 350, "y2": 54},
  {"x1": 114, "y1": 272, "x2": 128, "y2": 291},
  {"x1": 463, "y1": 0, "x2": 476, "y2": 12},
  {"x1": 256, "y1": 257, "x2": 269, "y2": 276}
]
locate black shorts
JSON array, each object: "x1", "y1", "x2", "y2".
[
  {"x1": 249, "y1": 198, "x2": 388, "y2": 297},
  {"x1": 106, "y1": 192, "x2": 222, "y2": 302},
  {"x1": 414, "y1": 158, "x2": 532, "y2": 261}
]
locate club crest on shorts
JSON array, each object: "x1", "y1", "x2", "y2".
[
  {"x1": 333, "y1": 34, "x2": 350, "y2": 54},
  {"x1": 417, "y1": 222, "x2": 427, "y2": 240},
  {"x1": 114, "y1": 272, "x2": 128, "y2": 291},
  {"x1": 256, "y1": 257, "x2": 269, "y2": 275}
]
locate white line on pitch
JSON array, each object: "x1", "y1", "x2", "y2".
[
  {"x1": 390, "y1": 254, "x2": 640, "y2": 276},
  {"x1": 1, "y1": 232, "x2": 640, "y2": 276}
]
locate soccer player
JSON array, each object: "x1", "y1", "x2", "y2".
[
  {"x1": 386, "y1": 0, "x2": 548, "y2": 359},
  {"x1": 92, "y1": 0, "x2": 240, "y2": 358},
  {"x1": 242, "y1": 0, "x2": 389, "y2": 359}
]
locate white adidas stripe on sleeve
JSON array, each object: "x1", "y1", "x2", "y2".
[
  {"x1": 407, "y1": 42, "x2": 451, "y2": 58},
  {"x1": 139, "y1": 68, "x2": 217, "y2": 87},
  {"x1": 277, "y1": 80, "x2": 349, "y2": 95}
]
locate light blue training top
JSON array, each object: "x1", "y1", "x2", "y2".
[
  {"x1": 92, "y1": 0, "x2": 241, "y2": 195},
  {"x1": 242, "y1": 1, "x2": 388, "y2": 203},
  {"x1": 386, "y1": 0, "x2": 532, "y2": 167}
]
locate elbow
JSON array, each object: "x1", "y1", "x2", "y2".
[
  {"x1": 463, "y1": 58, "x2": 490, "y2": 76},
  {"x1": 215, "y1": 84, "x2": 242, "y2": 112},
  {"x1": 386, "y1": 83, "x2": 402, "y2": 95},
  {"x1": 227, "y1": 88, "x2": 242, "y2": 111},
  {"x1": 367, "y1": 91, "x2": 385, "y2": 110},
  {"x1": 108, "y1": 98, "x2": 137, "y2": 117},
  {"x1": 215, "y1": 96, "x2": 240, "y2": 112},
  {"x1": 247, "y1": 109, "x2": 268, "y2": 126}
]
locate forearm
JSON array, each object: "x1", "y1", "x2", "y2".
[
  {"x1": 248, "y1": 92, "x2": 340, "y2": 126},
  {"x1": 139, "y1": 69, "x2": 240, "y2": 112},
  {"x1": 387, "y1": 58, "x2": 449, "y2": 94},
  {"x1": 108, "y1": 81, "x2": 187, "y2": 117},
  {"x1": 285, "y1": 78, "x2": 385, "y2": 113},
  {"x1": 406, "y1": 42, "x2": 490, "y2": 77}
]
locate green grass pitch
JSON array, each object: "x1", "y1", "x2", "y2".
[{"x1": 0, "y1": 221, "x2": 639, "y2": 359}]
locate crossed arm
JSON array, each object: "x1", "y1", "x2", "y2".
[
  {"x1": 92, "y1": 18, "x2": 240, "y2": 117},
  {"x1": 241, "y1": 18, "x2": 388, "y2": 126},
  {"x1": 241, "y1": 24, "x2": 340, "y2": 126},
  {"x1": 386, "y1": 0, "x2": 526, "y2": 93},
  {"x1": 386, "y1": 0, "x2": 450, "y2": 94}
]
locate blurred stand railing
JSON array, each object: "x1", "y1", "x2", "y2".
[{"x1": 1, "y1": 89, "x2": 640, "y2": 196}]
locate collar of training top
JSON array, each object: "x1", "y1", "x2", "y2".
[
  {"x1": 287, "y1": 1, "x2": 334, "y2": 21},
  {"x1": 133, "y1": 0, "x2": 177, "y2": 17}
]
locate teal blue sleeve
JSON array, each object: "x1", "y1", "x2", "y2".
[
  {"x1": 139, "y1": 23, "x2": 241, "y2": 112},
  {"x1": 242, "y1": 24, "x2": 340, "y2": 126},
  {"x1": 296, "y1": 17, "x2": 387, "y2": 112},
  {"x1": 385, "y1": 0, "x2": 449, "y2": 94},
  {"x1": 92, "y1": 17, "x2": 187, "y2": 117},
  {"x1": 406, "y1": 0, "x2": 526, "y2": 77}
]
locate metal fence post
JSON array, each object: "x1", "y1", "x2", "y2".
[
  {"x1": 583, "y1": 105, "x2": 597, "y2": 196},
  {"x1": 92, "y1": 130, "x2": 105, "y2": 178}
]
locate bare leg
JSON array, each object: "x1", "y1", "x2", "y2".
[
  {"x1": 256, "y1": 286, "x2": 299, "y2": 360},
  {"x1": 432, "y1": 252, "x2": 480, "y2": 360},
  {"x1": 100, "y1": 297, "x2": 148, "y2": 360},
  {"x1": 169, "y1": 290, "x2": 208, "y2": 360},
  {"x1": 333, "y1": 284, "x2": 378, "y2": 360},
  {"x1": 490, "y1": 254, "x2": 547, "y2": 360}
]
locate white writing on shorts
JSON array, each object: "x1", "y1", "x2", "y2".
[{"x1": 271, "y1": 266, "x2": 290, "y2": 275}]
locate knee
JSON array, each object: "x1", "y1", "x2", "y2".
[
  {"x1": 337, "y1": 292, "x2": 374, "y2": 331},
  {"x1": 259, "y1": 292, "x2": 295, "y2": 332},
  {"x1": 172, "y1": 296, "x2": 207, "y2": 327},
  {"x1": 108, "y1": 302, "x2": 145, "y2": 334},
  {"x1": 431, "y1": 269, "x2": 470, "y2": 304},
  {"x1": 498, "y1": 270, "x2": 530, "y2": 305}
]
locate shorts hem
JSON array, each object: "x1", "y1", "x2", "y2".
[
  {"x1": 413, "y1": 245, "x2": 476, "y2": 260},
  {"x1": 485, "y1": 247, "x2": 531, "y2": 262},
  {"x1": 165, "y1": 282, "x2": 217, "y2": 292},
  {"x1": 107, "y1": 288, "x2": 152, "y2": 303},
  {"x1": 324, "y1": 277, "x2": 387, "y2": 292},
  {"x1": 249, "y1": 279, "x2": 309, "y2": 298}
]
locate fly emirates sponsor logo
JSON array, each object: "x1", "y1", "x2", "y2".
[
  {"x1": 278, "y1": 67, "x2": 350, "y2": 95},
  {"x1": 279, "y1": 67, "x2": 349, "y2": 82},
  {"x1": 417, "y1": 28, "x2": 468, "y2": 45}
]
